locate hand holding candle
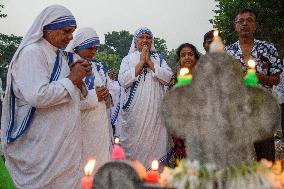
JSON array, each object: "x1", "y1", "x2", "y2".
[
  {"x1": 82, "y1": 159, "x2": 96, "y2": 189},
  {"x1": 175, "y1": 67, "x2": 192, "y2": 87},
  {"x1": 243, "y1": 59, "x2": 259, "y2": 87},
  {"x1": 145, "y1": 160, "x2": 159, "y2": 183}
]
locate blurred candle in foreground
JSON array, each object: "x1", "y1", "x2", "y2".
[
  {"x1": 209, "y1": 29, "x2": 224, "y2": 53},
  {"x1": 111, "y1": 137, "x2": 125, "y2": 160},
  {"x1": 82, "y1": 159, "x2": 96, "y2": 189},
  {"x1": 243, "y1": 59, "x2": 259, "y2": 87},
  {"x1": 175, "y1": 67, "x2": 192, "y2": 87},
  {"x1": 145, "y1": 160, "x2": 159, "y2": 183}
]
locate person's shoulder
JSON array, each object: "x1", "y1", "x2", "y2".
[
  {"x1": 122, "y1": 53, "x2": 133, "y2": 62},
  {"x1": 19, "y1": 41, "x2": 44, "y2": 57},
  {"x1": 255, "y1": 39, "x2": 276, "y2": 48}
]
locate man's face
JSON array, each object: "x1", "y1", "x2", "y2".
[
  {"x1": 235, "y1": 12, "x2": 256, "y2": 38},
  {"x1": 44, "y1": 26, "x2": 76, "y2": 49},
  {"x1": 203, "y1": 37, "x2": 213, "y2": 53},
  {"x1": 135, "y1": 33, "x2": 153, "y2": 51}
]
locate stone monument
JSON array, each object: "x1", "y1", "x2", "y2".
[{"x1": 162, "y1": 52, "x2": 280, "y2": 166}]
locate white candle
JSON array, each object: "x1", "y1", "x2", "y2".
[
  {"x1": 209, "y1": 30, "x2": 224, "y2": 53},
  {"x1": 248, "y1": 59, "x2": 256, "y2": 69}
]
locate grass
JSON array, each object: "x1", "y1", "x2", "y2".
[{"x1": 0, "y1": 156, "x2": 16, "y2": 189}]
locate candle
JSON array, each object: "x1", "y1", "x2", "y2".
[
  {"x1": 111, "y1": 137, "x2": 125, "y2": 160},
  {"x1": 243, "y1": 59, "x2": 259, "y2": 87},
  {"x1": 175, "y1": 67, "x2": 192, "y2": 87},
  {"x1": 145, "y1": 160, "x2": 159, "y2": 183},
  {"x1": 209, "y1": 29, "x2": 224, "y2": 53},
  {"x1": 82, "y1": 159, "x2": 96, "y2": 189}
]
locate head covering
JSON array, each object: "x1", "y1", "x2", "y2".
[
  {"x1": 11, "y1": 5, "x2": 76, "y2": 64},
  {"x1": 1, "y1": 4, "x2": 76, "y2": 143},
  {"x1": 66, "y1": 27, "x2": 100, "y2": 53},
  {"x1": 128, "y1": 26, "x2": 156, "y2": 54}
]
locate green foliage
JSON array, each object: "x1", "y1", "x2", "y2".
[
  {"x1": 104, "y1": 30, "x2": 133, "y2": 60},
  {"x1": 154, "y1": 37, "x2": 168, "y2": 55},
  {"x1": 211, "y1": 0, "x2": 284, "y2": 57},
  {"x1": 0, "y1": 34, "x2": 22, "y2": 89},
  {"x1": 166, "y1": 48, "x2": 177, "y2": 74},
  {"x1": 0, "y1": 4, "x2": 7, "y2": 18},
  {"x1": 94, "y1": 50, "x2": 121, "y2": 73}
]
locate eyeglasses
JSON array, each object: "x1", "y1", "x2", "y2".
[{"x1": 235, "y1": 18, "x2": 255, "y2": 25}]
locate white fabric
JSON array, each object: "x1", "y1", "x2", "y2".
[
  {"x1": 67, "y1": 28, "x2": 112, "y2": 173},
  {"x1": 65, "y1": 27, "x2": 99, "y2": 53},
  {"x1": 118, "y1": 50, "x2": 173, "y2": 168},
  {"x1": 108, "y1": 78, "x2": 121, "y2": 131},
  {"x1": 1, "y1": 5, "x2": 82, "y2": 189},
  {"x1": 108, "y1": 79, "x2": 120, "y2": 114},
  {"x1": 2, "y1": 39, "x2": 82, "y2": 189},
  {"x1": 79, "y1": 60, "x2": 112, "y2": 173}
]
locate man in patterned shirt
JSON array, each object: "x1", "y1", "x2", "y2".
[
  {"x1": 225, "y1": 8, "x2": 283, "y2": 162},
  {"x1": 225, "y1": 8, "x2": 282, "y2": 90}
]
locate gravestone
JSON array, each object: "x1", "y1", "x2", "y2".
[{"x1": 162, "y1": 52, "x2": 280, "y2": 166}]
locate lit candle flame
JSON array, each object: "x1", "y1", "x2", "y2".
[
  {"x1": 213, "y1": 30, "x2": 219, "y2": 38},
  {"x1": 248, "y1": 59, "x2": 256, "y2": 69},
  {"x1": 114, "y1": 137, "x2": 120, "y2": 145},
  {"x1": 151, "y1": 160, "x2": 159, "y2": 171},
  {"x1": 84, "y1": 159, "x2": 96, "y2": 176},
  {"x1": 179, "y1": 67, "x2": 190, "y2": 76}
]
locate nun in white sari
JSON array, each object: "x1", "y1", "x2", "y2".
[
  {"x1": 118, "y1": 27, "x2": 173, "y2": 169},
  {"x1": 1, "y1": 5, "x2": 90, "y2": 189},
  {"x1": 66, "y1": 27, "x2": 112, "y2": 173}
]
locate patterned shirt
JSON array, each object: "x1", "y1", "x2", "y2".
[{"x1": 225, "y1": 39, "x2": 283, "y2": 89}]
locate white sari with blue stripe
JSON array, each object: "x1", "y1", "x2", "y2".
[
  {"x1": 79, "y1": 60, "x2": 112, "y2": 173},
  {"x1": 118, "y1": 50, "x2": 173, "y2": 169},
  {"x1": 1, "y1": 39, "x2": 82, "y2": 189}
]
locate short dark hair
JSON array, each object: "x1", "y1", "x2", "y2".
[
  {"x1": 235, "y1": 8, "x2": 257, "y2": 22},
  {"x1": 203, "y1": 30, "x2": 215, "y2": 43},
  {"x1": 176, "y1": 43, "x2": 200, "y2": 63}
]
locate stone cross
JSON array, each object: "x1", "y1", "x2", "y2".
[{"x1": 161, "y1": 53, "x2": 280, "y2": 166}]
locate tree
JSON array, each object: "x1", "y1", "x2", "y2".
[
  {"x1": 0, "y1": 4, "x2": 7, "y2": 18},
  {"x1": 154, "y1": 37, "x2": 168, "y2": 55},
  {"x1": 104, "y1": 30, "x2": 133, "y2": 59},
  {"x1": 166, "y1": 49, "x2": 177, "y2": 74},
  {"x1": 0, "y1": 34, "x2": 22, "y2": 88},
  {"x1": 211, "y1": 0, "x2": 284, "y2": 57},
  {"x1": 94, "y1": 50, "x2": 121, "y2": 73}
]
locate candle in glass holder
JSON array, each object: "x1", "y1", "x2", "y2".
[
  {"x1": 145, "y1": 160, "x2": 159, "y2": 183},
  {"x1": 209, "y1": 29, "x2": 224, "y2": 53},
  {"x1": 243, "y1": 59, "x2": 259, "y2": 87},
  {"x1": 111, "y1": 137, "x2": 125, "y2": 160},
  {"x1": 82, "y1": 159, "x2": 96, "y2": 189},
  {"x1": 175, "y1": 67, "x2": 192, "y2": 87}
]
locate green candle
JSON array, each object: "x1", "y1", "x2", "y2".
[
  {"x1": 175, "y1": 67, "x2": 192, "y2": 87},
  {"x1": 243, "y1": 60, "x2": 259, "y2": 87},
  {"x1": 243, "y1": 69, "x2": 259, "y2": 87}
]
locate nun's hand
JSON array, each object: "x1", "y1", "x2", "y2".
[
  {"x1": 96, "y1": 86, "x2": 110, "y2": 102},
  {"x1": 68, "y1": 60, "x2": 91, "y2": 86}
]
